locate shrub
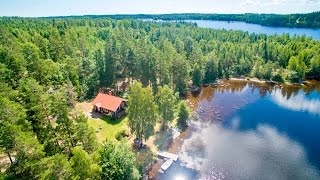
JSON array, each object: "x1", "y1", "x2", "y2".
[{"x1": 115, "y1": 130, "x2": 127, "y2": 141}]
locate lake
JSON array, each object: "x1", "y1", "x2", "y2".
[
  {"x1": 158, "y1": 80, "x2": 320, "y2": 180},
  {"x1": 143, "y1": 19, "x2": 320, "y2": 40},
  {"x1": 189, "y1": 20, "x2": 320, "y2": 40}
]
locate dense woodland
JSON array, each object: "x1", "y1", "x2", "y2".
[
  {"x1": 1, "y1": 17, "x2": 320, "y2": 179},
  {"x1": 51, "y1": 11, "x2": 320, "y2": 28}
]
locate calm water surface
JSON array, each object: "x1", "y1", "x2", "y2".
[
  {"x1": 142, "y1": 19, "x2": 320, "y2": 40},
  {"x1": 159, "y1": 80, "x2": 320, "y2": 180},
  {"x1": 189, "y1": 20, "x2": 320, "y2": 40}
]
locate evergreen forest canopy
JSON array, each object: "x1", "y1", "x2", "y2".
[
  {"x1": 1, "y1": 17, "x2": 320, "y2": 179},
  {"x1": 46, "y1": 11, "x2": 320, "y2": 28}
]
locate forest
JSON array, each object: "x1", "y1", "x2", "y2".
[
  {"x1": 1, "y1": 17, "x2": 320, "y2": 179},
  {"x1": 52, "y1": 11, "x2": 320, "y2": 28}
]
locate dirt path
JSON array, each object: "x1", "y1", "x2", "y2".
[
  {"x1": 75, "y1": 102, "x2": 103, "y2": 119},
  {"x1": 0, "y1": 154, "x2": 12, "y2": 173}
]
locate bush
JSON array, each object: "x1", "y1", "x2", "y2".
[
  {"x1": 115, "y1": 130, "x2": 127, "y2": 141},
  {"x1": 271, "y1": 73, "x2": 284, "y2": 83},
  {"x1": 286, "y1": 70, "x2": 301, "y2": 83}
]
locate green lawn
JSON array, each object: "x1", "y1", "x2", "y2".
[{"x1": 88, "y1": 116, "x2": 128, "y2": 142}]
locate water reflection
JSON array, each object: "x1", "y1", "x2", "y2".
[
  {"x1": 179, "y1": 121, "x2": 320, "y2": 179},
  {"x1": 178, "y1": 80, "x2": 320, "y2": 180},
  {"x1": 197, "y1": 124, "x2": 320, "y2": 180},
  {"x1": 271, "y1": 89, "x2": 320, "y2": 116}
]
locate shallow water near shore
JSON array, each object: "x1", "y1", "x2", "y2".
[{"x1": 159, "y1": 80, "x2": 320, "y2": 180}]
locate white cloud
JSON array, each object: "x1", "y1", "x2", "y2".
[
  {"x1": 306, "y1": 0, "x2": 320, "y2": 3},
  {"x1": 242, "y1": 0, "x2": 285, "y2": 7},
  {"x1": 179, "y1": 123, "x2": 320, "y2": 179},
  {"x1": 242, "y1": 0, "x2": 320, "y2": 7},
  {"x1": 271, "y1": 89, "x2": 320, "y2": 116}
]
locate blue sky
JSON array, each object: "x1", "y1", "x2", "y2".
[{"x1": 0, "y1": 0, "x2": 320, "y2": 17}]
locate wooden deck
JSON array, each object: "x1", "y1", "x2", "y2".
[{"x1": 156, "y1": 151, "x2": 178, "y2": 161}]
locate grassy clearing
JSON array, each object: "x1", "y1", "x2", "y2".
[{"x1": 88, "y1": 116, "x2": 129, "y2": 142}]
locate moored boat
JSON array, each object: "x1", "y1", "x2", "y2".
[{"x1": 161, "y1": 159, "x2": 173, "y2": 171}]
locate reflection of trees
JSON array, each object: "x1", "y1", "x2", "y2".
[
  {"x1": 280, "y1": 81, "x2": 320, "y2": 99},
  {"x1": 301, "y1": 80, "x2": 320, "y2": 94},
  {"x1": 201, "y1": 87, "x2": 215, "y2": 102},
  {"x1": 281, "y1": 85, "x2": 300, "y2": 99},
  {"x1": 186, "y1": 87, "x2": 215, "y2": 111},
  {"x1": 186, "y1": 80, "x2": 320, "y2": 110},
  {"x1": 247, "y1": 82, "x2": 273, "y2": 98},
  {"x1": 215, "y1": 80, "x2": 274, "y2": 98},
  {"x1": 215, "y1": 80, "x2": 247, "y2": 93}
]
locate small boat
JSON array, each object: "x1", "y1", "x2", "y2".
[
  {"x1": 161, "y1": 159, "x2": 173, "y2": 171},
  {"x1": 171, "y1": 128, "x2": 181, "y2": 139}
]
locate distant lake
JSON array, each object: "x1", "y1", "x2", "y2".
[
  {"x1": 189, "y1": 20, "x2": 320, "y2": 40},
  {"x1": 158, "y1": 80, "x2": 320, "y2": 180}
]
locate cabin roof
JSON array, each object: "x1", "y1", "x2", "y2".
[{"x1": 91, "y1": 93, "x2": 127, "y2": 112}]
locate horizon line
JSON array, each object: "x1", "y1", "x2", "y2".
[{"x1": 1, "y1": 11, "x2": 319, "y2": 19}]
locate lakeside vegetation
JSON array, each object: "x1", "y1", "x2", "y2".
[
  {"x1": 1, "y1": 16, "x2": 320, "y2": 179},
  {"x1": 141, "y1": 12, "x2": 320, "y2": 28},
  {"x1": 27, "y1": 11, "x2": 320, "y2": 28}
]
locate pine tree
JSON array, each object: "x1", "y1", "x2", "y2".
[
  {"x1": 177, "y1": 101, "x2": 189, "y2": 130},
  {"x1": 192, "y1": 64, "x2": 203, "y2": 87},
  {"x1": 105, "y1": 36, "x2": 118, "y2": 89},
  {"x1": 74, "y1": 114, "x2": 98, "y2": 154},
  {"x1": 172, "y1": 56, "x2": 189, "y2": 96},
  {"x1": 35, "y1": 154, "x2": 72, "y2": 179},
  {"x1": 204, "y1": 56, "x2": 218, "y2": 84}
]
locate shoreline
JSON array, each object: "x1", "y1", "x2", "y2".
[
  {"x1": 146, "y1": 78, "x2": 320, "y2": 179},
  {"x1": 225, "y1": 77, "x2": 317, "y2": 87},
  {"x1": 147, "y1": 77, "x2": 283, "y2": 178}
]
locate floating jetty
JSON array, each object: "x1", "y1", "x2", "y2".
[{"x1": 157, "y1": 151, "x2": 178, "y2": 161}]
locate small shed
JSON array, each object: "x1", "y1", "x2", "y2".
[{"x1": 91, "y1": 92, "x2": 127, "y2": 119}]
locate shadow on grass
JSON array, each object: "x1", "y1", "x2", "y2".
[
  {"x1": 89, "y1": 111, "x2": 104, "y2": 119},
  {"x1": 101, "y1": 115, "x2": 126, "y2": 125},
  {"x1": 154, "y1": 129, "x2": 173, "y2": 151},
  {"x1": 132, "y1": 146, "x2": 155, "y2": 174}
]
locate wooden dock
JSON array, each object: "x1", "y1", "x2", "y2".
[{"x1": 156, "y1": 151, "x2": 178, "y2": 161}]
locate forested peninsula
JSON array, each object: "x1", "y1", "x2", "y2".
[{"x1": 1, "y1": 17, "x2": 320, "y2": 179}]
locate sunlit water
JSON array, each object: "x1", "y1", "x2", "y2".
[
  {"x1": 159, "y1": 80, "x2": 320, "y2": 180},
  {"x1": 142, "y1": 19, "x2": 320, "y2": 40},
  {"x1": 189, "y1": 20, "x2": 320, "y2": 40}
]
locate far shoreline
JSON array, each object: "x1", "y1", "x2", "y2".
[{"x1": 221, "y1": 77, "x2": 318, "y2": 87}]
